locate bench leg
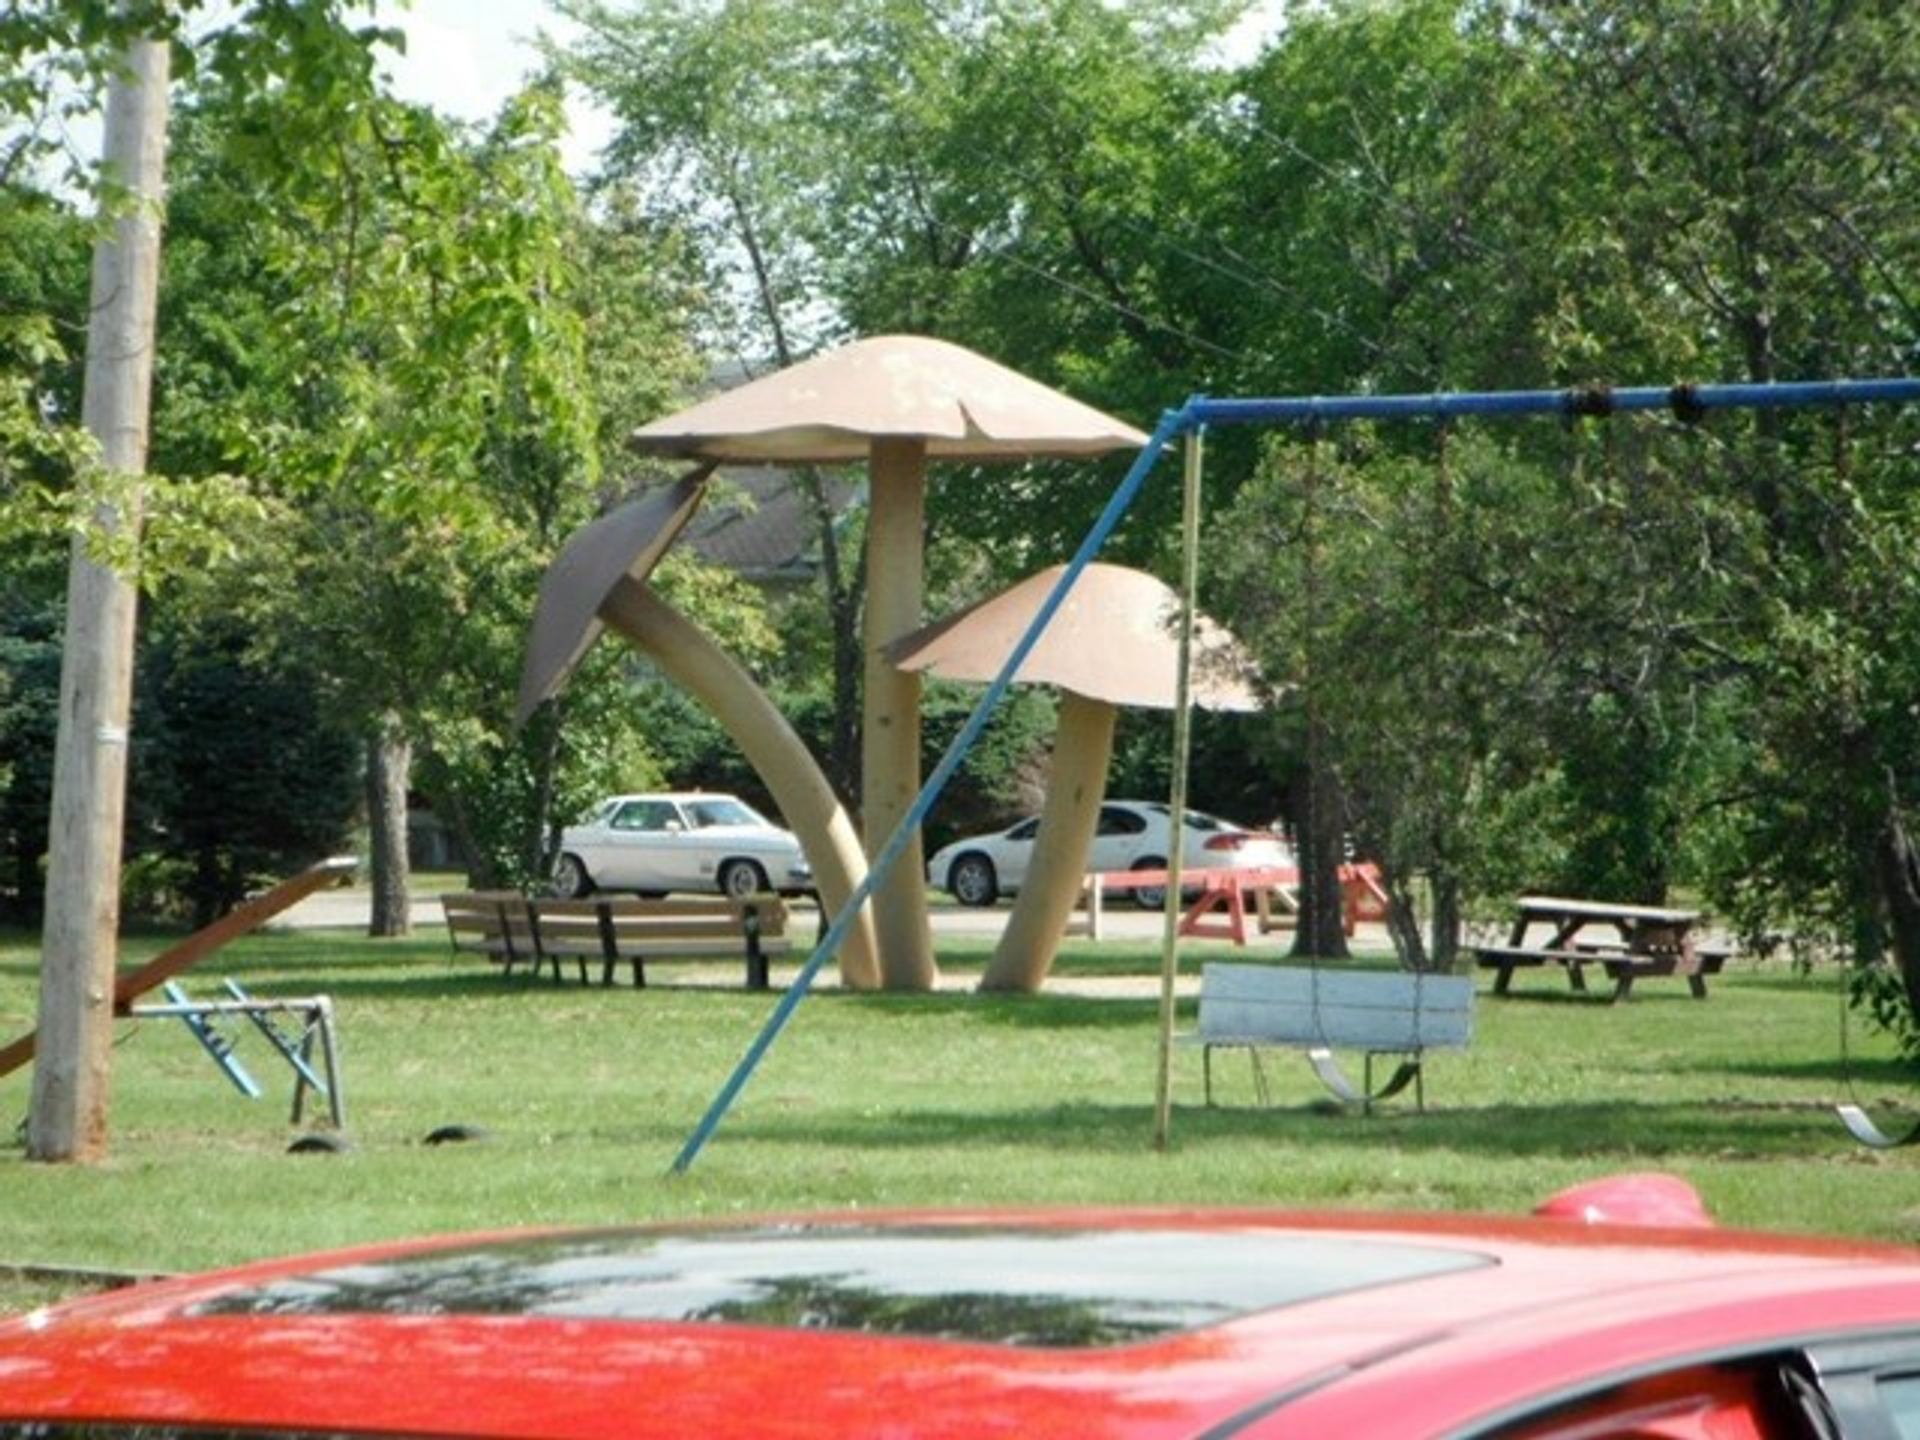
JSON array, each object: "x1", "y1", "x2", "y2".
[
  {"x1": 1687, "y1": 973, "x2": 1708, "y2": 999},
  {"x1": 1492, "y1": 964, "x2": 1515, "y2": 996},
  {"x1": 1611, "y1": 971, "x2": 1635, "y2": 1003},
  {"x1": 1565, "y1": 961, "x2": 1588, "y2": 994}
]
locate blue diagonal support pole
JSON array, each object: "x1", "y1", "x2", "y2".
[{"x1": 669, "y1": 406, "x2": 1195, "y2": 1175}]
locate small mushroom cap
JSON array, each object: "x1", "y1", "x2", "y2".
[
  {"x1": 630, "y1": 334, "x2": 1148, "y2": 464},
  {"x1": 515, "y1": 470, "x2": 710, "y2": 729},
  {"x1": 886, "y1": 563, "x2": 1262, "y2": 712}
]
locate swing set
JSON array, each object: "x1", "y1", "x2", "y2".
[{"x1": 670, "y1": 375, "x2": 1920, "y2": 1174}]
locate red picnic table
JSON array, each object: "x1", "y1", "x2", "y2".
[{"x1": 1075, "y1": 863, "x2": 1387, "y2": 946}]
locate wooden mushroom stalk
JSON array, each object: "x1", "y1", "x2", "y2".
[
  {"x1": 631, "y1": 335, "x2": 1145, "y2": 991},
  {"x1": 516, "y1": 470, "x2": 881, "y2": 991},
  {"x1": 889, "y1": 563, "x2": 1260, "y2": 992}
]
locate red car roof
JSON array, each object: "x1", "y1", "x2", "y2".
[{"x1": 4, "y1": 1207, "x2": 1919, "y2": 1439}]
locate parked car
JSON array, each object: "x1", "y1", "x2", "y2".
[
  {"x1": 550, "y1": 792, "x2": 811, "y2": 900},
  {"x1": 926, "y1": 799, "x2": 1293, "y2": 908},
  {"x1": 8, "y1": 1177, "x2": 1920, "y2": 1438}
]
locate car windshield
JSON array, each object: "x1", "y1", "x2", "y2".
[
  {"x1": 193, "y1": 1225, "x2": 1489, "y2": 1348},
  {"x1": 685, "y1": 797, "x2": 765, "y2": 828}
]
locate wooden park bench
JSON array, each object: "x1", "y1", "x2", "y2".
[
  {"x1": 1180, "y1": 962, "x2": 1474, "y2": 1113},
  {"x1": 438, "y1": 891, "x2": 543, "y2": 978},
  {"x1": 531, "y1": 896, "x2": 790, "y2": 990},
  {"x1": 440, "y1": 892, "x2": 791, "y2": 990}
]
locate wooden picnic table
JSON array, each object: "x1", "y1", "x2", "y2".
[{"x1": 1475, "y1": 894, "x2": 1727, "y2": 1001}]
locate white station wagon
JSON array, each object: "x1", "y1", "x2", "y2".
[{"x1": 551, "y1": 792, "x2": 812, "y2": 899}]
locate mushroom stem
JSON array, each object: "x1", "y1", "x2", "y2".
[
  {"x1": 864, "y1": 436, "x2": 938, "y2": 990},
  {"x1": 600, "y1": 578, "x2": 881, "y2": 990},
  {"x1": 980, "y1": 693, "x2": 1118, "y2": 992}
]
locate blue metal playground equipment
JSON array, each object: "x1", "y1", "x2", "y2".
[{"x1": 671, "y1": 376, "x2": 1920, "y2": 1175}]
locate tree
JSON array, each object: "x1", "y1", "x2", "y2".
[
  {"x1": 135, "y1": 614, "x2": 360, "y2": 926},
  {"x1": 151, "y1": 67, "x2": 712, "y2": 903},
  {"x1": 1518, "y1": 0, "x2": 1920, "y2": 1037}
]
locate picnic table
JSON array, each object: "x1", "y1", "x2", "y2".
[
  {"x1": 1472, "y1": 894, "x2": 1728, "y2": 1001},
  {"x1": 1073, "y1": 864, "x2": 1387, "y2": 946}
]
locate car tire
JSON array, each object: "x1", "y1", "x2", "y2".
[
  {"x1": 1130, "y1": 856, "x2": 1168, "y2": 910},
  {"x1": 948, "y1": 853, "x2": 999, "y2": 907},
  {"x1": 718, "y1": 859, "x2": 768, "y2": 899},
  {"x1": 552, "y1": 852, "x2": 593, "y2": 899}
]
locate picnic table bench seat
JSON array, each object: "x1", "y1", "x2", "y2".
[
  {"x1": 1470, "y1": 941, "x2": 1728, "y2": 1001},
  {"x1": 1179, "y1": 962, "x2": 1474, "y2": 1113},
  {"x1": 439, "y1": 891, "x2": 790, "y2": 990}
]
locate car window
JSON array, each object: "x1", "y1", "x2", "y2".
[
  {"x1": 1182, "y1": 809, "x2": 1229, "y2": 832},
  {"x1": 686, "y1": 797, "x2": 763, "y2": 828},
  {"x1": 1006, "y1": 818, "x2": 1041, "y2": 841},
  {"x1": 1484, "y1": 1357, "x2": 1821, "y2": 1440},
  {"x1": 611, "y1": 800, "x2": 679, "y2": 832},
  {"x1": 1097, "y1": 806, "x2": 1147, "y2": 836},
  {"x1": 194, "y1": 1225, "x2": 1490, "y2": 1348},
  {"x1": 1882, "y1": 1375, "x2": 1920, "y2": 1438}
]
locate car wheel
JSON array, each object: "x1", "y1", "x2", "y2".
[
  {"x1": 552, "y1": 852, "x2": 593, "y2": 899},
  {"x1": 948, "y1": 853, "x2": 999, "y2": 907},
  {"x1": 1130, "y1": 856, "x2": 1168, "y2": 910},
  {"x1": 718, "y1": 859, "x2": 769, "y2": 899}
]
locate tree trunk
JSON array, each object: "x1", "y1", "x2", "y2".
[
  {"x1": 1382, "y1": 869, "x2": 1428, "y2": 972},
  {"x1": 29, "y1": 31, "x2": 169, "y2": 1165},
  {"x1": 1288, "y1": 750, "x2": 1351, "y2": 961},
  {"x1": 1877, "y1": 804, "x2": 1920, "y2": 1027},
  {"x1": 1428, "y1": 869, "x2": 1461, "y2": 973},
  {"x1": 365, "y1": 713, "x2": 411, "y2": 937}
]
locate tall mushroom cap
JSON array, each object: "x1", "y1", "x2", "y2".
[
  {"x1": 515, "y1": 469, "x2": 711, "y2": 728},
  {"x1": 629, "y1": 335, "x2": 1148, "y2": 463},
  {"x1": 886, "y1": 563, "x2": 1262, "y2": 712}
]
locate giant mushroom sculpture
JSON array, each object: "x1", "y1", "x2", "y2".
[
  {"x1": 888, "y1": 563, "x2": 1261, "y2": 992},
  {"x1": 516, "y1": 469, "x2": 881, "y2": 991},
  {"x1": 631, "y1": 335, "x2": 1146, "y2": 991}
]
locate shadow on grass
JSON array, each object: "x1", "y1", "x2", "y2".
[
  {"x1": 1691, "y1": 1054, "x2": 1920, "y2": 1087},
  {"x1": 720, "y1": 1094, "x2": 1861, "y2": 1160}
]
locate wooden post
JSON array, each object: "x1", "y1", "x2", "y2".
[
  {"x1": 28, "y1": 32, "x2": 170, "y2": 1163},
  {"x1": 1154, "y1": 428, "x2": 1204, "y2": 1151},
  {"x1": 863, "y1": 437, "x2": 937, "y2": 990}
]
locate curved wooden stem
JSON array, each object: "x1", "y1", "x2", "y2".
[
  {"x1": 601, "y1": 579, "x2": 880, "y2": 990},
  {"x1": 982, "y1": 694, "x2": 1117, "y2": 992}
]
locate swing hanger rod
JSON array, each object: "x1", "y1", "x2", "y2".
[{"x1": 1184, "y1": 377, "x2": 1920, "y2": 429}]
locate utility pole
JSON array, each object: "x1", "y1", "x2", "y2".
[{"x1": 28, "y1": 32, "x2": 170, "y2": 1163}]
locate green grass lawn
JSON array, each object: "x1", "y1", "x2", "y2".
[{"x1": 2, "y1": 922, "x2": 1918, "y2": 1316}]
